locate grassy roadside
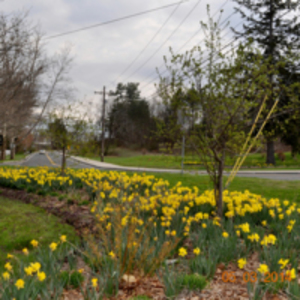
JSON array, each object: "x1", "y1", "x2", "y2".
[
  {"x1": 85, "y1": 151, "x2": 300, "y2": 170},
  {"x1": 4, "y1": 153, "x2": 26, "y2": 161},
  {"x1": 125, "y1": 171, "x2": 300, "y2": 204},
  {"x1": 0, "y1": 195, "x2": 78, "y2": 266}
]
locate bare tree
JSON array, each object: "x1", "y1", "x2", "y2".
[{"x1": 0, "y1": 11, "x2": 73, "y2": 159}]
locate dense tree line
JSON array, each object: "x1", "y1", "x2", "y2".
[
  {"x1": 107, "y1": 83, "x2": 158, "y2": 151},
  {"x1": 232, "y1": 0, "x2": 300, "y2": 163}
]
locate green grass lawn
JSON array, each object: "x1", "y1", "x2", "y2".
[
  {"x1": 0, "y1": 195, "x2": 78, "y2": 266},
  {"x1": 86, "y1": 151, "x2": 300, "y2": 170},
  {"x1": 125, "y1": 171, "x2": 300, "y2": 204},
  {"x1": 4, "y1": 153, "x2": 26, "y2": 161}
]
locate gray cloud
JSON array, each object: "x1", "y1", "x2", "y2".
[{"x1": 1, "y1": 0, "x2": 242, "y2": 106}]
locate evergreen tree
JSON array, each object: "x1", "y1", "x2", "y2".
[
  {"x1": 232, "y1": 0, "x2": 300, "y2": 164},
  {"x1": 108, "y1": 83, "x2": 151, "y2": 148}
]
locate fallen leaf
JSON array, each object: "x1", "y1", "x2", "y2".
[{"x1": 122, "y1": 274, "x2": 137, "y2": 284}]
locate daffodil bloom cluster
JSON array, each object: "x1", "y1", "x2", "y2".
[
  {"x1": 287, "y1": 220, "x2": 296, "y2": 232},
  {"x1": 247, "y1": 233, "x2": 260, "y2": 242},
  {"x1": 238, "y1": 222, "x2": 250, "y2": 233},
  {"x1": 0, "y1": 236, "x2": 83, "y2": 298},
  {"x1": 261, "y1": 234, "x2": 277, "y2": 246},
  {"x1": 1, "y1": 166, "x2": 300, "y2": 295},
  {"x1": 23, "y1": 262, "x2": 46, "y2": 281}
]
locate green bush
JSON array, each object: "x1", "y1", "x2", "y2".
[
  {"x1": 70, "y1": 271, "x2": 84, "y2": 288},
  {"x1": 26, "y1": 186, "x2": 35, "y2": 193},
  {"x1": 58, "y1": 195, "x2": 65, "y2": 201},
  {"x1": 67, "y1": 198, "x2": 74, "y2": 205},
  {"x1": 130, "y1": 296, "x2": 152, "y2": 300},
  {"x1": 176, "y1": 273, "x2": 207, "y2": 291},
  {"x1": 59, "y1": 271, "x2": 70, "y2": 288},
  {"x1": 78, "y1": 200, "x2": 90, "y2": 206},
  {"x1": 49, "y1": 191, "x2": 59, "y2": 197},
  {"x1": 37, "y1": 190, "x2": 47, "y2": 196},
  {"x1": 189, "y1": 256, "x2": 218, "y2": 279},
  {"x1": 59, "y1": 271, "x2": 84, "y2": 289}
]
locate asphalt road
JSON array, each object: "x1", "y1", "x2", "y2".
[
  {"x1": 1, "y1": 151, "x2": 300, "y2": 180},
  {"x1": 21, "y1": 152, "x2": 94, "y2": 169}
]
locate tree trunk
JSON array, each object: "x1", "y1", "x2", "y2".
[
  {"x1": 1, "y1": 136, "x2": 6, "y2": 161},
  {"x1": 215, "y1": 152, "x2": 225, "y2": 217},
  {"x1": 61, "y1": 147, "x2": 66, "y2": 175},
  {"x1": 266, "y1": 139, "x2": 275, "y2": 165},
  {"x1": 216, "y1": 170, "x2": 223, "y2": 218},
  {"x1": 10, "y1": 138, "x2": 15, "y2": 160},
  {"x1": 10, "y1": 145, "x2": 15, "y2": 160}
]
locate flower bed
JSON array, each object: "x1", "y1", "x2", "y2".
[{"x1": 0, "y1": 166, "x2": 300, "y2": 299}]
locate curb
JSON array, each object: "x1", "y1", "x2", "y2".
[
  {"x1": 70, "y1": 156, "x2": 300, "y2": 175},
  {"x1": 70, "y1": 155, "x2": 182, "y2": 173}
]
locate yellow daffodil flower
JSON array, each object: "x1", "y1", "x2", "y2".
[
  {"x1": 178, "y1": 247, "x2": 187, "y2": 257},
  {"x1": 49, "y1": 242, "x2": 58, "y2": 252},
  {"x1": 30, "y1": 240, "x2": 39, "y2": 248},
  {"x1": 15, "y1": 279, "x2": 25, "y2": 290},
  {"x1": 238, "y1": 258, "x2": 247, "y2": 269},
  {"x1": 193, "y1": 247, "x2": 201, "y2": 255},
  {"x1": 91, "y1": 277, "x2": 98, "y2": 288}
]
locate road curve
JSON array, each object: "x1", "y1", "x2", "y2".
[{"x1": 1, "y1": 151, "x2": 299, "y2": 181}]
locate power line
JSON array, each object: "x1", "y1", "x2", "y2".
[
  {"x1": 111, "y1": 1, "x2": 185, "y2": 87},
  {"x1": 141, "y1": 11, "x2": 239, "y2": 94},
  {"x1": 44, "y1": 1, "x2": 189, "y2": 40},
  {"x1": 139, "y1": 1, "x2": 233, "y2": 91},
  {"x1": 144, "y1": 35, "x2": 242, "y2": 100},
  {"x1": 142, "y1": 6, "x2": 295, "y2": 100},
  {"x1": 122, "y1": 0, "x2": 203, "y2": 84}
]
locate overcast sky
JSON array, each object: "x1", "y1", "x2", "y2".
[{"x1": 0, "y1": 0, "x2": 257, "y2": 117}]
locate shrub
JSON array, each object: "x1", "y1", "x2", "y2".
[
  {"x1": 70, "y1": 271, "x2": 85, "y2": 288},
  {"x1": 78, "y1": 200, "x2": 90, "y2": 206},
  {"x1": 37, "y1": 190, "x2": 47, "y2": 196},
  {"x1": 130, "y1": 296, "x2": 152, "y2": 300},
  {"x1": 176, "y1": 273, "x2": 207, "y2": 291},
  {"x1": 277, "y1": 151, "x2": 285, "y2": 161},
  {"x1": 26, "y1": 187, "x2": 35, "y2": 193},
  {"x1": 59, "y1": 271, "x2": 70, "y2": 288},
  {"x1": 86, "y1": 201, "x2": 180, "y2": 277},
  {"x1": 67, "y1": 198, "x2": 74, "y2": 205},
  {"x1": 58, "y1": 195, "x2": 65, "y2": 201},
  {"x1": 49, "y1": 191, "x2": 59, "y2": 197}
]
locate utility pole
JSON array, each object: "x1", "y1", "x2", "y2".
[
  {"x1": 181, "y1": 134, "x2": 185, "y2": 175},
  {"x1": 0, "y1": 133, "x2": 2, "y2": 161},
  {"x1": 10, "y1": 137, "x2": 15, "y2": 160},
  {"x1": 94, "y1": 86, "x2": 106, "y2": 162},
  {"x1": 1, "y1": 122, "x2": 6, "y2": 161}
]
